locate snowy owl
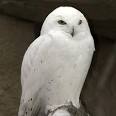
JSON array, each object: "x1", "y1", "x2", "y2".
[{"x1": 18, "y1": 6, "x2": 95, "y2": 116}]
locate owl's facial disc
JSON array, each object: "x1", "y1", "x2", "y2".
[{"x1": 56, "y1": 18, "x2": 84, "y2": 37}]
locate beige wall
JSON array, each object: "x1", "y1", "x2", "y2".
[{"x1": 0, "y1": 14, "x2": 34, "y2": 116}]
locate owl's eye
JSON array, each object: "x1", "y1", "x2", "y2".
[
  {"x1": 78, "y1": 20, "x2": 82, "y2": 25},
  {"x1": 57, "y1": 20, "x2": 67, "y2": 25}
]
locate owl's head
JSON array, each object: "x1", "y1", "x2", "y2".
[{"x1": 41, "y1": 6, "x2": 91, "y2": 38}]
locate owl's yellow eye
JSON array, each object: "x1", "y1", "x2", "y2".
[
  {"x1": 78, "y1": 20, "x2": 82, "y2": 25},
  {"x1": 58, "y1": 20, "x2": 67, "y2": 25}
]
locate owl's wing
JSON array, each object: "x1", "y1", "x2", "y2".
[
  {"x1": 21, "y1": 35, "x2": 50, "y2": 87},
  {"x1": 18, "y1": 34, "x2": 52, "y2": 116}
]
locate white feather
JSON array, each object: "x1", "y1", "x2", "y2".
[{"x1": 18, "y1": 6, "x2": 95, "y2": 116}]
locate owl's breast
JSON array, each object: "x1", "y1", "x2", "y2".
[{"x1": 34, "y1": 32, "x2": 94, "y2": 108}]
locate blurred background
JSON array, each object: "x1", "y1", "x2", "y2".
[{"x1": 0, "y1": 0, "x2": 116, "y2": 116}]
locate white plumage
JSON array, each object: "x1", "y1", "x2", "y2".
[{"x1": 18, "y1": 6, "x2": 95, "y2": 116}]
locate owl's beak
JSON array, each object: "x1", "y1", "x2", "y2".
[{"x1": 71, "y1": 27, "x2": 75, "y2": 37}]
